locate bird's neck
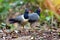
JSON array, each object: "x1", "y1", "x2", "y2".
[
  {"x1": 24, "y1": 13, "x2": 29, "y2": 19},
  {"x1": 35, "y1": 9, "x2": 40, "y2": 16},
  {"x1": 37, "y1": 12, "x2": 40, "y2": 16}
]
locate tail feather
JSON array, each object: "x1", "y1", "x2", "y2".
[{"x1": 9, "y1": 19, "x2": 17, "y2": 23}]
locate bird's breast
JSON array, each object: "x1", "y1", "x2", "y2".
[
  {"x1": 28, "y1": 13, "x2": 39, "y2": 20},
  {"x1": 21, "y1": 15, "x2": 28, "y2": 22}
]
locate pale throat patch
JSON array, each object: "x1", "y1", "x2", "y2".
[{"x1": 21, "y1": 15, "x2": 28, "y2": 22}]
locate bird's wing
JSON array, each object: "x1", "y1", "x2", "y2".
[
  {"x1": 15, "y1": 15, "x2": 24, "y2": 22},
  {"x1": 28, "y1": 13, "x2": 39, "y2": 20},
  {"x1": 15, "y1": 15, "x2": 28, "y2": 22}
]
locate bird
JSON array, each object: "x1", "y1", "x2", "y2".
[
  {"x1": 28, "y1": 7, "x2": 40, "y2": 28},
  {"x1": 9, "y1": 7, "x2": 40, "y2": 29},
  {"x1": 9, "y1": 8, "x2": 29, "y2": 29}
]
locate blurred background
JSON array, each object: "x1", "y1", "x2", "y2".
[{"x1": 0, "y1": 0, "x2": 60, "y2": 40}]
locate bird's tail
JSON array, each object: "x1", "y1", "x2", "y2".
[{"x1": 9, "y1": 18, "x2": 17, "y2": 23}]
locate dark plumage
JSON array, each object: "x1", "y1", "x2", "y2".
[
  {"x1": 24, "y1": 8, "x2": 29, "y2": 19},
  {"x1": 9, "y1": 8, "x2": 29, "y2": 24},
  {"x1": 28, "y1": 8, "x2": 40, "y2": 23},
  {"x1": 9, "y1": 8, "x2": 29, "y2": 29},
  {"x1": 9, "y1": 8, "x2": 40, "y2": 29},
  {"x1": 28, "y1": 8, "x2": 40, "y2": 28}
]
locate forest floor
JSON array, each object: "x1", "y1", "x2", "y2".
[
  {"x1": 0, "y1": 27, "x2": 60, "y2": 40},
  {"x1": 0, "y1": 22, "x2": 60, "y2": 40}
]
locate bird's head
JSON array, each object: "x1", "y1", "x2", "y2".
[
  {"x1": 35, "y1": 7, "x2": 41, "y2": 16},
  {"x1": 24, "y1": 8, "x2": 29, "y2": 19},
  {"x1": 24, "y1": 8, "x2": 29, "y2": 13}
]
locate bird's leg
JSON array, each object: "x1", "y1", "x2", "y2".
[
  {"x1": 13, "y1": 23, "x2": 18, "y2": 29},
  {"x1": 30, "y1": 23, "x2": 32, "y2": 29},
  {"x1": 22, "y1": 25, "x2": 24, "y2": 30},
  {"x1": 23, "y1": 26, "x2": 24, "y2": 29},
  {"x1": 30, "y1": 23, "x2": 34, "y2": 30}
]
